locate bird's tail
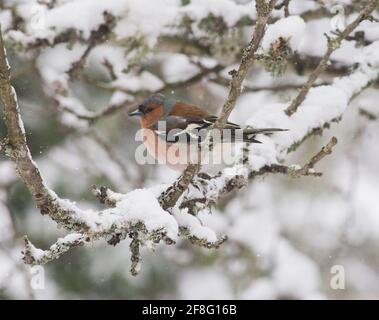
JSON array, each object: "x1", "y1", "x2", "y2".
[{"x1": 242, "y1": 128, "x2": 288, "y2": 143}]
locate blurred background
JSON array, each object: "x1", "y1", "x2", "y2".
[{"x1": 0, "y1": 0, "x2": 379, "y2": 299}]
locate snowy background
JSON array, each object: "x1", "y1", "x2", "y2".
[{"x1": 1, "y1": 0, "x2": 379, "y2": 299}]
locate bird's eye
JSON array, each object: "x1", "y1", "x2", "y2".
[{"x1": 138, "y1": 105, "x2": 154, "y2": 114}]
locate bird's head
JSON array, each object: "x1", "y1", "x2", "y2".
[{"x1": 128, "y1": 93, "x2": 168, "y2": 127}]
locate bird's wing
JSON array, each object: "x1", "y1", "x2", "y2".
[
  {"x1": 155, "y1": 100, "x2": 288, "y2": 144},
  {"x1": 168, "y1": 102, "x2": 211, "y2": 118},
  {"x1": 152, "y1": 115, "x2": 243, "y2": 144},
  {"x1": 168, "y1": 101, "x2": 242, "y2": 129},
  {"x1": 198, "y1": 115, "x2": 241, "y2": 130},
  {"x1": 153, "y1": 115, "x2": 287, "y2": 144},
  {"x1": 152, "y1": 115, "x2": 207, "y2": 144}
]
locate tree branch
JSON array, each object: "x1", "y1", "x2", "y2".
[
  {"x1": 285, "y1": 0, "x2": 379, "y2": 116},
  {"x1": 1, "y1": 28, "x2": 223, "y2": 275},
  {"x1": 60, "y1": 64, "x2": 224, "y2": 123},
  {"x1": 179, "y1": 137, "x2": 338, "y2": 213},
  {"x1": 252, "y1": 136, "x2": 338, "y2": 178},
  {"x1": 67, "y1": 13, "x2": 116, "y2": 79},
  {"x1": 0, "y1": 27, "x2": 73, "y2": 224},
  {"x1": 22, "y1": 234, "x2": 85, "y2": 265}
]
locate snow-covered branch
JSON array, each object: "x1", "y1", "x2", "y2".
[
  {"x1": 0, "y1": 28, "x2": 223, "y2": 275},
  {"x1": 177, "y1": 136, "x2": 338, "y2": 214},
  {"x1": 173, "y1": 36, "x2": 379, "y2": 214},
  {"x1": 23, "y1": 234, "x2": 85, "y2": 265},
  {"x1": 285, "y1": 0, "x2": 379, "y2": 116}
]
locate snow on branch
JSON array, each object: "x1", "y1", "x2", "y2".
[
  {"x1": 6, "y1": 0, "x2": 259, "y2": 50},
  {"x1": 22, "y1": 233, "x2": 85, "y2": 265},
  {"x1": 176, "y1": 136, "x2": 338, "y2": 213},
  {"x1": 0, "y1": 28, "x2": 223, "y2": 275},
  {"x1": 285, "y1": 0, "x2": 379, "y2": 116}
]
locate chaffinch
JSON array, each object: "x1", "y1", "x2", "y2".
[{"x1": 128, "y1": 93, "x2": 286, "y2": 171}]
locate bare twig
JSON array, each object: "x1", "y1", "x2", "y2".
[
  {"x1": 210, "y1": 75, "x2": 330, "y2": 92},
  {"x1": 359, "y1": 108, "x2": 378, "y2": 121},
  {"x1": 295, "y1": 136, "x2": 338, "y2": 176},
  {"x1": 64, "y1": 64, "x2": 224, "y2": 123},
  {"x1": 275, "y1": 0, "x2": 291, "y2": 17},
  {"x1": 67, "y1": 12, "x2": 115, "y2": 79},
  {"x1": 252, "y1": 136, "x2": 338, "y2": 178},
  {"x1": 102, "y1": 58, "x2": 117, "y2": 81}
]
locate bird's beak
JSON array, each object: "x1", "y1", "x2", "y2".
[{"x1": 128, "y1": 109, "x2": 143, "y2": 117}]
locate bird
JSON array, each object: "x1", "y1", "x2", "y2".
[{"x1": 128, "y1": 93, "x2": 286, "y2": 171}]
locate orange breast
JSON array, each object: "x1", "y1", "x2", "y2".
[{"x1": 140, "y1": 104, "x2": 164, "y2": 128}]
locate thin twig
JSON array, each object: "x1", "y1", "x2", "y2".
[
  {"x1": 285, "y1": 0, "x2": 379, "y2": 116},
  {"x1": 64, "y1": 64, "x2": 224, "y2": 123},
  {"x1": 210, "y1": 75, "x2": 330, "y2": 92},
  {"x1": 294, "y1": 136, "x2": 338, "y2": 176},
  {"x1": 275, "y1": 0, "x2": 291, "y2": 17},
  {"x1": 255, "y1": 137, "x2": 338, "y2": 179},
  {"x1": 180, "y1": 137, "x2": 338, "y2": 212},
  {"x1": 67, "y1": 12, "x2": 115, "y2": 79}
]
